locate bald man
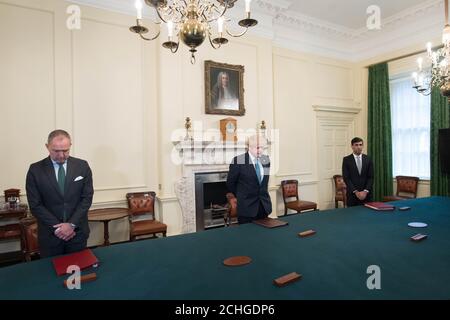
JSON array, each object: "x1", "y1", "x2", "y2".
[{"x1": 26, "y1": 129, "x2": 93, "y2": 257}]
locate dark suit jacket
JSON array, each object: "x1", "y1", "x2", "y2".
[
  {"x1": 342, "y1": 154, "x2": 374, "y2": 205},
  {"x1": 226, "y1": 152, "x2": 272, "y2": 217},
  {"x1": 26, "y1": 156, "x2": 94, "y2": 246}
]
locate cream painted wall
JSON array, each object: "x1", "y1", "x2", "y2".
[
  {"x1": 357, "y1": 44, "x2": 434, "y2": 199},
  {"x1": 156, "y1": 32, "x2": 277, "y2": 234},
  {"x1": 0, "y1": 0, "x2": 362, "y2": 253},
  {"x1": 272, "y1": 48, "x2": 363, "y2": 212},
  {"x1": 0, "y1": 0, "x2": 158, "y2": 251}
]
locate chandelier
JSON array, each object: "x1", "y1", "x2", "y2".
[
  {"x1": 130, "y1": 0, "x2": 258, "y2": 64},
  {"x1": 413, "y1": 0, "x2": 450, "y2": 99}
]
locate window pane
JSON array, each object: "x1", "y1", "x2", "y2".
[{"x1": 390, "y1": 77, "x2": 430, "y2": 179}]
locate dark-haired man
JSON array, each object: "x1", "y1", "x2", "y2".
[{"x1": 342, "y1": 137, "x2": 374, "y2": 207}]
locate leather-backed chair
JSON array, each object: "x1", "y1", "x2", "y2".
[
  {"x1": 281, "y1": 180, "x2": 317, "y2": 215},
  {"x1": 4, "y1": 188, "x2": 20, "y2": 202},
  {"x1": 126, "y1": 192, "x2": 167, "y2": 241},
  {"x1": 383, "y1": 176, "x2": 419, "y2": 202},
  {"x1": 224, "y1": 193, "x2": 238, "y2": 226},
  {"x1": 333, "y1": 175, "x2": 347, "y2": 208},
  {"x1": 20, "y1": 217, "x2": 39, "y2": 262}
]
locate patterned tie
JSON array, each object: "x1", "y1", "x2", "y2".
[
  {"x1": 356, "y1": 156, "x2": 362, "y2": 175},
  {"x1": 255, "y1": 158, "x2": 262, "y2": 184}
]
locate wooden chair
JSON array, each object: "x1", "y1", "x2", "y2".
[
  {"x1": 0, "y1": 204, "x2": 28, "y2": 255},
  {"x1": 19, "y1": 217, "x2": 39, "y2": 262},
  {"x1": 4, "y1": 188, "x2": 20, "y2": 202},
  {"x1": 4, "y1": 188, "x2": 20, "y2": 208},
  {"x1": 383, "y1": 176, "x2": 419, "y2": 201},
  {"x1": 281, "y1": 180, "x2": 317, "y2": 215},
  {"x1": 224, "y1": 193, "x2": 238, "y2": 226},
  {"x1": 333, "y1": 175, "x2": 347, "y2": 208},
  {"x1": 126, "y1": 192, "x2": 167, "y2": 241}
]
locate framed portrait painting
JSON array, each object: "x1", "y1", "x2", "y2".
[{"x1": 205, "y1": 60, "x2": 245, "y2": 116}]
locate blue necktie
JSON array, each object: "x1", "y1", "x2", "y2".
[{"x1": 255, "y1": 159, "x2": 262, "y2": 184}]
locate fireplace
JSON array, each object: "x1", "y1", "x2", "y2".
[
  {"x1": 173, "y1": 142, "x2": 248, "y2": 234},
  {"x1": 194, "y1": 171, "x2": 229, "y2": 230}
]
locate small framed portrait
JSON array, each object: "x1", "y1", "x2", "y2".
[{"x1": 205, "y1": 60, "x2": 245, "y2": 116}]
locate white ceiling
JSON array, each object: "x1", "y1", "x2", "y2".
[
  {"x1": 67, "y1": 0, "x2": 446, "y2": 61},
  {"x1": 288, "y1": 0, "x2": 431, "y2": 29}
]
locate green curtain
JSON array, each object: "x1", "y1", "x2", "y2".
[
  {"x1": 430, "y1": 87, "x2": 450, "y2": 196},
  {"x1": 368, "y1": 63, "x2": 393, "y2": 201}
]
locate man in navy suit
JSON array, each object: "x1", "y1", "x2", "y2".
[
  {"x1": 342, "y1": 137, "x2": 374, "y2": 207},
  {"x1": 226, "y1": 135, "x2": 272, "y2": 224},
  {"x1": 26, "y1": 130, "x2": 94, "y2": 257}
]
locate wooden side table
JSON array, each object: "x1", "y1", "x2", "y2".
[
  {"x1": 0, "y1": 204, "x2": 28, "y2": 241},
  {"x1": 88, "y1": 208, "x2": 129, "y2": 246}
]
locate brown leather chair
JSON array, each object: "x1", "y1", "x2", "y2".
[
  {"x1": 383, "y1": 176, "x2": 419, "y2": 202},
  {"x1": 4, "y1": 188, "x2": 20, "y2": 202},
  {"x1": 19, "y1": 217, "x2": 39, "y2": 262},
  {"x1": 333, "y1": 175, "x2": 347, "y2": 208},
  {"x1": 126, "y1": 192, "x2": 167, "y2": 241},
  {"x1": 281, "y1": 180, "x2": 317, "y2": 215},
  {"x1": 224, "y1": 193, "x2": 238, "y2": 226}
]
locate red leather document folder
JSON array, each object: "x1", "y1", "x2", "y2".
[
  {"x1": 52, "y1": 249, "x2": 99, "y2": 276},
  {"x1": 364, "y1": 202, "x2": 395, "y2": 211},
  {"x1": 253, "y1": 217, "x2": 289, "y2": 228}
]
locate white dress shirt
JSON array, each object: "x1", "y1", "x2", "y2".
[{"x1": 51, "y1": 159, "x2": 67, "y2": 181}]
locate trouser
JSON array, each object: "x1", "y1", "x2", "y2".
[
  {"x1": 238, "y1": 202, "x2": 269, "y2": 224},
  {"x1": 39, "y1": 231, "x2": 88, "y2": 258},
  {"x1": 347, "y1": 192, "x2": 372, "y2": 207}
]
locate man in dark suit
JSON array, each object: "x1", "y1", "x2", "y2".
[
  {"x1": 26, "y1": 130, "x2": 94, "y2": 257},
  {"x1": 342, "y1": 137, "x2": 374, "y2": 207},
  {"x1": 226, "y1": 135, "x2": 272, "y2": 224}
]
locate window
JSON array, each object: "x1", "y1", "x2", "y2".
[{"x1": 390, "y1": 76, "x2": 430, "y2": 179}]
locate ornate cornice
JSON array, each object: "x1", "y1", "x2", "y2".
[
  {"x1": 354, "y1": 0, "x2": 442, "y2": 38},
  {"x1": 66, "y1": 0, "x2": 445, "y2": 62},
  {"x1": 253, "y1": 0, "x2": 292, "y2": 15},
  {"x1": 273, "y1": 0, "x2": 442, "y2": 41},
  {"x1": 275, "y1": 11, "x2": 357, "y2": 40}
]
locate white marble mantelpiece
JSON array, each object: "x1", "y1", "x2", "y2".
[
  {"x1": 173, "y1": 139, "x2": 247, "y2": 233},
  {"x1": 172, "y1": 136, "x2": 274, "y2": 233},
  {"x1": 172, "y1": 140, "x2": 248, "y2": 166},
  {"x1": 175, "y1": 163, "x2": 230, "y2": 234}
]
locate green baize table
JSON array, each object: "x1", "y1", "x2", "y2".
[{"x1": 0, "y1": 197, "x2": 449, "y2": 299}]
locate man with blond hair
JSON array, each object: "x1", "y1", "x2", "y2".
[{"x1": 226, "y1": 135, "x2": 272, "y2": 224}]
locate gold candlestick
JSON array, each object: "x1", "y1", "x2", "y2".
[{"x1": 184, "y1": 117, "x2": 192, "y2": 141}]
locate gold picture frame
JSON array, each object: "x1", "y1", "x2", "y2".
[{"x1": 205, "y1": 60, "x2": 245, "y2": 116}]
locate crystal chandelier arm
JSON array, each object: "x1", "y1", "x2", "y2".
[
  {"x1": 176, "y1": 6, "x2": 186, "y2": 19},
  {"x1": 203, "y1": 2, "x2": 228, "y2": 23},
  {"x1": 158, "y1": 3, "x2": 184, "y2": 24},
  {"x1": 155, "y1": 5, "x2": 169, "y2": 23}
]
